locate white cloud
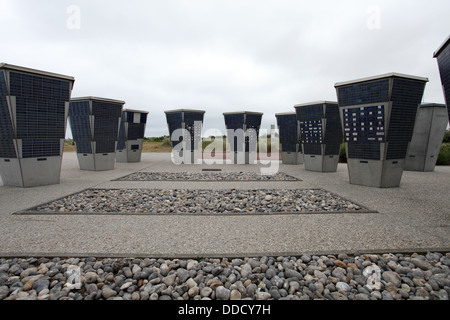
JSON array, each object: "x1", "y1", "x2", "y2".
[{"x1": 1, "y1": 0, "x2": 449, "y2": 137}]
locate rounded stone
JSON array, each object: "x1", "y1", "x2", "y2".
[{"x1": 215, "y1": 286, "x2": 230, "y2": 300}]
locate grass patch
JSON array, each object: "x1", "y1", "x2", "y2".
[
  {"x1": 142, "y1": 141, "x2": 172, "y2": 153},
  {"x1": 437, "y1": 143, "x2": 450, "y2": 165},
  {"x1": 63, "y1": 141, "x2": 172, "y2": 153}
]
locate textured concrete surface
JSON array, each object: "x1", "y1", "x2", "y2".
[{"x1": 0, "y1": 152, "x2": 449, "y2": 258}]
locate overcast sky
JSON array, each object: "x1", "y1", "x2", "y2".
[{"x1": 1, "y1": 0, "x2": 449, "y2": 137}]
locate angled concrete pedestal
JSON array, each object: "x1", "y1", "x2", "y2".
[
  {"x1": 281, "y1": 151, "x2": 303, "y2": 165},
  {"x1": 303, "y1": 154, "x2": 339, "y2": 173},
  {"x1": 116, "y1": 143, "x2": 144, "y2": 163},
  {"x1": 347, "y1": 158, "x2": 405, "y2": 188},
  {"x1": 404, "y1": 103, "x2": 448, "y2": 172},
  {"x1": 77, "y1": 153, "x2": 116, "y2": 171},
  {"x1": 0, "y1": 156, "x2": 64, "y2": 188}
]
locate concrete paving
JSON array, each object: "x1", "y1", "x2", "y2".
[{"x1": 0, "y1": 152, "x2": 449, "y2": 258}]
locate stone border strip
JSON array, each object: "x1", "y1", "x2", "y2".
[{"x1": 1, "y1": 248, "x2": 448, "y2": 260}]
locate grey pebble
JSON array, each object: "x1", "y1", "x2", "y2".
[
  {"x1": 32, "y1": 279, "x2": 49, "y2": 294},
  {"x1": 382, "y1": 271, "x2": 402, "y2": 287},
  {"x1": 0, "y1": 252, "x2": 448, "y2": 300},
  {"x1": 215, "y1": 286, "x2": 230, "y2": 300},
  {"x1": 101, "y1": 286, "x2": 117, "y2": 299},
  {"x1": 201, "y1": 287, "x2": 213, "y2": 298},
  {"x1": 177, "y1": 268, "x2": 190, "y2": 284},
  {"x1": 336, "y1": 282, "x2": 351, "y2": 292},
  {"x1": 285, "y1": 269, "x2": 303, "y2": 280}
]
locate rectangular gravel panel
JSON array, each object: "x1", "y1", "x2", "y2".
[
  {"x1": 114, "y1": 172, "x2": 301, "y2": 181},
  {"x1": 16, "y1": 188, "x2": 375, "y2": 215}
]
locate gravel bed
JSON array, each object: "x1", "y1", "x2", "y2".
[
  {"x1": 115, "y1": 172, "x2": 299, "y2": 181},
  {"x1": 1, "y1": 252, "x2": 449, "y2": 300},
  {"x1": 31, "y1": 188, "x2": 367, "y2": 214}
]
